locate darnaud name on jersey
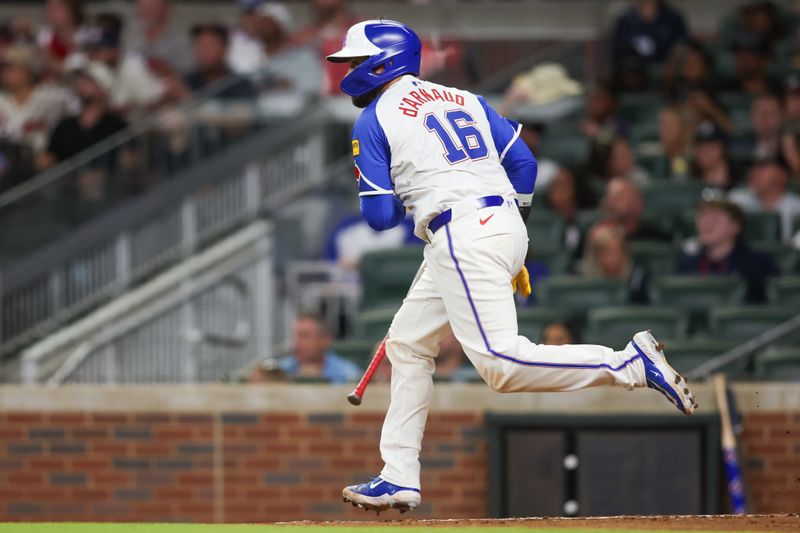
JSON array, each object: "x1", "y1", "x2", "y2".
[{"x1": 398, "y1": 88, "x2": 465, "y2": 117}]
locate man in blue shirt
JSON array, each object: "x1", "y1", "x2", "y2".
[{"x1": 279, "y1": 313, "x2": 362, "y2": 383}]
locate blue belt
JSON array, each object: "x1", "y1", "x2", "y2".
[{"x1": 427, "y1": 195, "x2": 506, "y2": 234}]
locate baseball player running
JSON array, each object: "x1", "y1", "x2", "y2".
[{"x1": 327, "y1": 20, "x2": 698, "y2": 513}]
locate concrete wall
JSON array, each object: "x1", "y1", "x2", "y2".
[{"x1": 0, "y1": 382, "x2": 798, "y2": 522}]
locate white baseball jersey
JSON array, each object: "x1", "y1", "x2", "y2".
[{"x1": 352, "y1": 75, "x2": 533, "y2": 240}]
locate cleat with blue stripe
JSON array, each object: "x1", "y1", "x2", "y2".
[
  {"x1": 630, "y1": 331, "x2": 698, "y2": 415},
  {"x1": 342, "y1": 476, "x2": 421, "y2": 512}
]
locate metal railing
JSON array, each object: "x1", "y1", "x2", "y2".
[
  {"x1": 0, "y1": 108, "x2": 326, "y2": 357},
  {"x1": 21, "y1": 221, "x2": 273, "y2": 384},
  {"x1": 687, "y1": 312, "x2": 800, "y2": 380}
]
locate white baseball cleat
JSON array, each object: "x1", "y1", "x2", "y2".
[{"x1": 628, "y1": 330, "x2": 698, "y2": 415}]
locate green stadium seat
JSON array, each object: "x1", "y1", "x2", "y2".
[
  {"x1": 516, "y1": 306, "x2": 572, "y2": 341},
  {"x1": 629, "y1": 122, "x2": 659, "y2": 148},
  {"x1": 649, "y1": 275, "x2": 745, "y2": 333},
  {"x1": 754, "y1": 346, "x2": 800, "y2": 380},
  {"x1": 641, "y1": 181, "x2": 706, "y2": 217},
  {"x1": 543, "y1": 121, "x2": 582, "y2": 138},
  {"x1": 709, "y1": 306, "x2": 799, "y2": 342},
  {"x1": 538, "y1": 135, "x2": 590, "y2": 166},
  {"x1": 629, "y1": 241, "x2": 678, "y2": 276},
  {"x1": 330, "y1": 339, "x2": 377, "y2": 367},
  {"x1": 585, "y1": 306, "x2": 688, "y2": 346},
  {"x1": 718, "y1": 93, "x2": 753, "y2": 116},
  {"x1": 360, "y1": 247, "x2": 423, "y2": 309},
  {"x1": 649, "y1": 275, "x2": 744, "y2": 312},
  {"x1": 768, "y1": 276, "x2": 800, "y2": 307},
  {"x1": 529, "y1": 246, "x2": 570, "y2": 276},
  {"x1": 536, "y1": 276, "x2": 628, "y2": 316},
  {"x1": 743, "y1": 212, "x2": 781, "y2": 242},
  {"x1": 674, "y1": 209, "x2": 698, "y2": 240},
  {"x1": 717, "y1": 92, "x2": 754, "y2": 135},
  {"x1": 751, "y1": 241, "x2": 798, "y2": 273},
  {"x1": 618, "y1": 93, "x2": 660, "y2": 123},
  {"x1": 794, "y1": 213, "x2": 800, "y2": 234},
  {"x1": 636, "y1": 153, "x2": 666, "y2": 179},
  {"x1": 526, "y1": 209, "x2": 565, "y2": 249},
  {"x1": 353, "y1": 307, "x2": 398, "y2": 341},
  {"x1": 659, "y1": 338, "x2": 741, "y2": 378}
]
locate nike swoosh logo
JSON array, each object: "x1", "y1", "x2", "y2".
[
  {"x1": 479, "y1": 214, "x2": 495, "y2": 225},
  {"x1": 369, "y1": 479, "x2": 384, "y2": 490}
]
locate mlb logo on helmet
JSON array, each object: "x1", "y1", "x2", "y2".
[{"x1": 325, "y1": 20, "x2": 422, "y2": 97}]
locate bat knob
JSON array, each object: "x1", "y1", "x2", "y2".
[{"x1": 347, "y1": 392, "x2": 362, "y2": 406}]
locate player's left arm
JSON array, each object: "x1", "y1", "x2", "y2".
[
  {"x1": 352, "y1": 107, "x2": 405, "y2": 231},
  {"x1": 477, "y1": 96, "x2": 537, "y2": 222}
]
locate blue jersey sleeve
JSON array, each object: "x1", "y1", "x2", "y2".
[
  {"x1": 352, "y1": 104, "x2": 404, "y2": 231},
  {"x1": 477, "y1": 96, "x2": 537, "y2": 207}
]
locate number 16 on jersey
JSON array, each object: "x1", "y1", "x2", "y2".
[{"x1": 424, "y1": 110, "x2": 488, "y2": 165}]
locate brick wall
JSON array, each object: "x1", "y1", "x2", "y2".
[
  {"x1": 0, "y1": 384, "x2": 798, "y2": 522},
  {"x1": 0, "y1": 411, "x2": 487, "y2": 522},
  {"x1": 739, "y1": 412, "x2": 800, "y2": 513}
]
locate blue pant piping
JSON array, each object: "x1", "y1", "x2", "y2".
[{"x1": 444, "y1": 225, "x2": 641, "y2": 372}]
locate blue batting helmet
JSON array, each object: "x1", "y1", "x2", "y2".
[{"x1": 326, "y1": 20, "x2": 422, "y2": 97}]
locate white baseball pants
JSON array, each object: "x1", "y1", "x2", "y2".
[{"x1": 379, "y1": 199, "x2": 646, "y2": 489}]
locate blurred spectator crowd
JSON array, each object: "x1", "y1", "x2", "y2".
[
  {"x1": 1, "y1": 0, "x2": 800, "y2": 382},
  {"x1": 0, "y1": 0, "x2": 358, "y2": 193}
]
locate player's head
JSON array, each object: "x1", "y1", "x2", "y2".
[{"x1": 326, "y1": 19, "x2": 421, "y2": 108}]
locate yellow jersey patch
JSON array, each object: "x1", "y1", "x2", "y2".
[{"x1": 352, "y1": 140, "x2": 360, "y2": 157}]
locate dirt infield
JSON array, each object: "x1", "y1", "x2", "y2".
[{"x1": 291, "y1": 514, "x2": 800, "y2": 531}]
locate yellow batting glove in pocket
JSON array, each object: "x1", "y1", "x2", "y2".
[{"x1": 511, "y1": 266, "x2": 532, "y2": 297}]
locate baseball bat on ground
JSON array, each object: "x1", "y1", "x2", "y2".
[
  {"x1": 713, "y1": 372, "x2": 747, "y2": 514},
  {"x1": 347, "y1": 337, "x2": 388, "y2": 406}
]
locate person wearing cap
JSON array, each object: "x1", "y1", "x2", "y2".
[
  {"x1": 729, "y1": 157, "x2": 800, "y2": 243},
  {"x1": 690, "y1": 120, "x2": 739, "y2": 190},
  {"x1": 227, "y1": 0, "x2": 268, "y2": 76},
  {"x1": 184, "y1": 24, "x2": 256, "y2": 100},
  {"x1": 126, "y1": 0, "x2": 192, "y2": 74},
  {"x1": 38, "y1": 61, "x2": 127, "y2": 171},
  {"x1": 0, "y1": 45, "x2": 73, "y2": 154},
  {"x1": 679, "y1": 199, "x2": 778, "y2": 303},
  {"x1": 85, "y1": 14, "x2": 164, "y2": 113}
]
